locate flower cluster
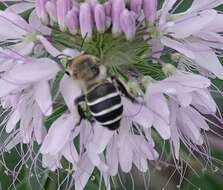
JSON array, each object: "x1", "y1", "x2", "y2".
[
  {"x1": 0, "y1": 0, "x2": 223, "y2": 189},
  {"x1": 35, "y1": 0, "x2": 156, "y2": 40}
]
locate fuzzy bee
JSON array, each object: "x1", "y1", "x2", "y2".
[{"x1": 63, "y1": 54, "x2": 136, "y2": 130}]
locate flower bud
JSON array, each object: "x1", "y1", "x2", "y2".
[
  {"x1": 94, "y1": 4, "x2": 106, "y2": 33},
  {"x1": 120, "y1": 9, "x2": 136, "y2": 41},
  {"x1": 112, "y1": 0, "x2": 125, "y2": 36},
  {"x1": 36, "y1": 0, "x2": 49, "y2": 25},
  {"x1": 130, "y1": 0, "x2": 142, "y2": 15},
  {"x1": 57, "y1": 0, "x2": 71, "y2": 32},
  {"x1": 87, "y1": 0, "x2": 98, "y2": 12},
  {"x1": 79, "y1": 3, "x2": 93, "y2": 40},
  {"x1": 143, "y1": 0, "x2": 157, "y2": 23},
  {"x1": 45, "y1": 1, "x2": 57, "y2": 22},
  {"x1": 65, "y1": 7, "x2": 79, "y2": 35},
  {"x1": 104, "y1": 1, "x2": 111, "y2": 16}
]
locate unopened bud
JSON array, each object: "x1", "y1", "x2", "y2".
[
  {"x1": 143, "y1": 0, "x2": 157, "y2": 23},
  {"x1": 120, "y1": 9, "x2": 136, "y2": 41},
  {"x1": 36, "y1": 0, "x2": 49, "y2": 25},
  {"x1": 79, "y1": 3, "x2": 93, "y2": 40},
  {"x1": 57, "y1": 0, "x2": 71, "y2": 32},
  {"x1": 95, "y1": 4, "x2": 106, "y2": 33},
  {"x1": 65, "y1": 7, "x2": 79, "y2": 35}
]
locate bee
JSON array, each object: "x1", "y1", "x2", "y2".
[{"x1": 64, "y1": 54, "x2": 136, "y2": 130}]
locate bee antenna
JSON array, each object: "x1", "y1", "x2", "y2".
[{"x1": 80, "y1": 32, "x2": 88, "y2": 51}]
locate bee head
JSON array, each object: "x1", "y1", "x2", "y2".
[{"x1": 67, "y1": 54, "x2": 100, "y2": 82}]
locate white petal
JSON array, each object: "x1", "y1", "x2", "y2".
[
  {"x1": 9, "y1": 41, "x2": 34, "y2": 56},
  {"x1": 42, "y1": 154, "x2": 62, "y2": 171},
  {"x1": 60, "y1": 75, "x2": 82, "y2": 113},
  {"x1": 153, "y1": 115, "x2": 171, "y2": 140},
  {"x1": 118, "y1": 138, "x2": 133, "y2": 173},
  {"x1": 106, "y1": 139, "x2": 119, "y2": 176},
  {"x1": 146, "y1": 94, "x2": 170, "y2": 123},
  {"x1": 74, "y1": 154, "x2": 94, "y2": 190},
  {"x1": 5, "y1": 132, "x2": 22, "y2": 151},
  {"x1": 62, "y1": 142, "x2": 79, "y2": 163},
  {"x1": 6, "y1": 106, "x2": 20, "y2": 133},
  {"x1": 159, "y1": 0, "x2": 177, "y2": 26},
  {"x1": 184, "y1": 107, "x2": 209, "y2": 131},
  {"x1": 34, "y1": 81, "x2": 53, "y2": 116},
  {"x1": 177, "y1": 93, "x2": 192, "y2": 107},
  {"x1": 87, "y1": 150, "x2": 100, "y2": 166},
  {"x1": 89, "y1": 125, "x2": 114, "y2": 154},
  {"x1": 32, "y1": 106, "x2": 45, "y2": 144},
  {"x1": 188, "y1": 43, "x2": 223, "y2": 79},
  {"x1": 161, "y1": 37, "x2": 195, "y2": 59},
  {"x1": 29, "y1": 10, "x2": 52, "y2": 35},
  {"x1": 187, "y1": 0, "x2": 223, "y2": 12},
  {"x1": 180, "y1": 109, "x2": 203, "y2": 145},
  {"x1": 6, "y1": 2, "x2": 34, "y2": 14},
  {"x1": 0, "y1": 10, "x2": 32, "y2": 38},
  {"x1": 5, "y1": 58, "x2": 60, "y2": 84},
  {"x1": 133, "y1": 154, "x2": 148, "y2": 172},
  {"x1": 203, "y1": 14, "x2": 223, "y2": 33},
  {"x1": 40, "y1": 114, "x2": 76, "y2": 155},
  {"x1": 166, "y1": 10, "x2": 217, "y2": 38},
  {"x1": 37, "y1": 35, "x2": 61, "y2": 57}
]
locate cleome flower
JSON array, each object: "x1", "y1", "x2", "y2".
[
  {"x1": 0, "y1": 52, "x2": 60, "y2": 149},
  {"x1": 151, "y1": 0, "x2": 223, "y2": 79},
  {"x1": 0, "y1": 0, "x2": 223, "y2": 189}
]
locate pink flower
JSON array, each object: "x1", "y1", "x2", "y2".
[
  {"x1": 145, "y1": 71, "x2": 216, "y2": 159},
  {"x1": 152, "y1": 0, "x2": 223, "y2": 79},
  {"x1": 0, "y1": 56, "x2": 60, "y2": 147}
]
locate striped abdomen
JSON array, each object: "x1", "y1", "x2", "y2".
[{"x1": 86, "y1": 82, "x2": 123, "y2": 130}]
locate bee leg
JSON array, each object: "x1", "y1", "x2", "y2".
[{"x1": 112, "y1": 77, "x2": 137, "y2": 103}]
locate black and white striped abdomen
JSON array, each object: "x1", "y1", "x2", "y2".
[{"x1": 86, "y1": 82, "x2": 123, "y2": 130}]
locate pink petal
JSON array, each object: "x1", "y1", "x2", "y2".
[
  {"x1": 34, "y1": 81, "x2": 53, "y2": 116},
  {"x1": 6, "y1": 2, "x2": 35, "y2": 14},
  {"x1": 161, "y1": 37, "x2": 195, "y2": 59},
  {"x1": 74, "y1": 154, "x2": 94, "y2": 190},
  {"x1": 166, "y1": 10, "x2": 217, "y2": 38},
  {"x1": 59, "y1": 75, "x2": 82, "y2": 113},
  {"x1": 40, "y1": 114, "x2": 76, "y2": 155},
  {"x1": 5, "y1": 58, "x2": 60, "y2": 85},
  {"x1": 88, "y1": 124, "x2": 114, "y2": 154},
  {"x1": 6, "y1": 106, "x2": 20, "y2": 133},
  {"x1": 153, "y1": 115, "x2": 171, "y2": 140},
  {"x1": 62, "y1": 142, "x2": 79, "y2": 163},
  {"x1": 159, "y1": 0, "x2": 177, "y2": 26},
  {"x1": 29, "y1": 11, "x2": 52, "y2": 35},
  {"x1": 146, "y1": 94, "x2": 170, "y2": 123},
  {"x1": 0, "y1": 10, "x2": 33, "y2": 38},
  {"x1": 37, "y1": 35, "x2": 61, "y2": 57},
  {"x1": 188, "y1": 42, "x2": 223, "y2": 79},
  {"x1": 106, "y1": 138, "x2": 119, "y2": 176},
  {"x1": 118, "y1": 137, "x2": 133, "y2": 173}
]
